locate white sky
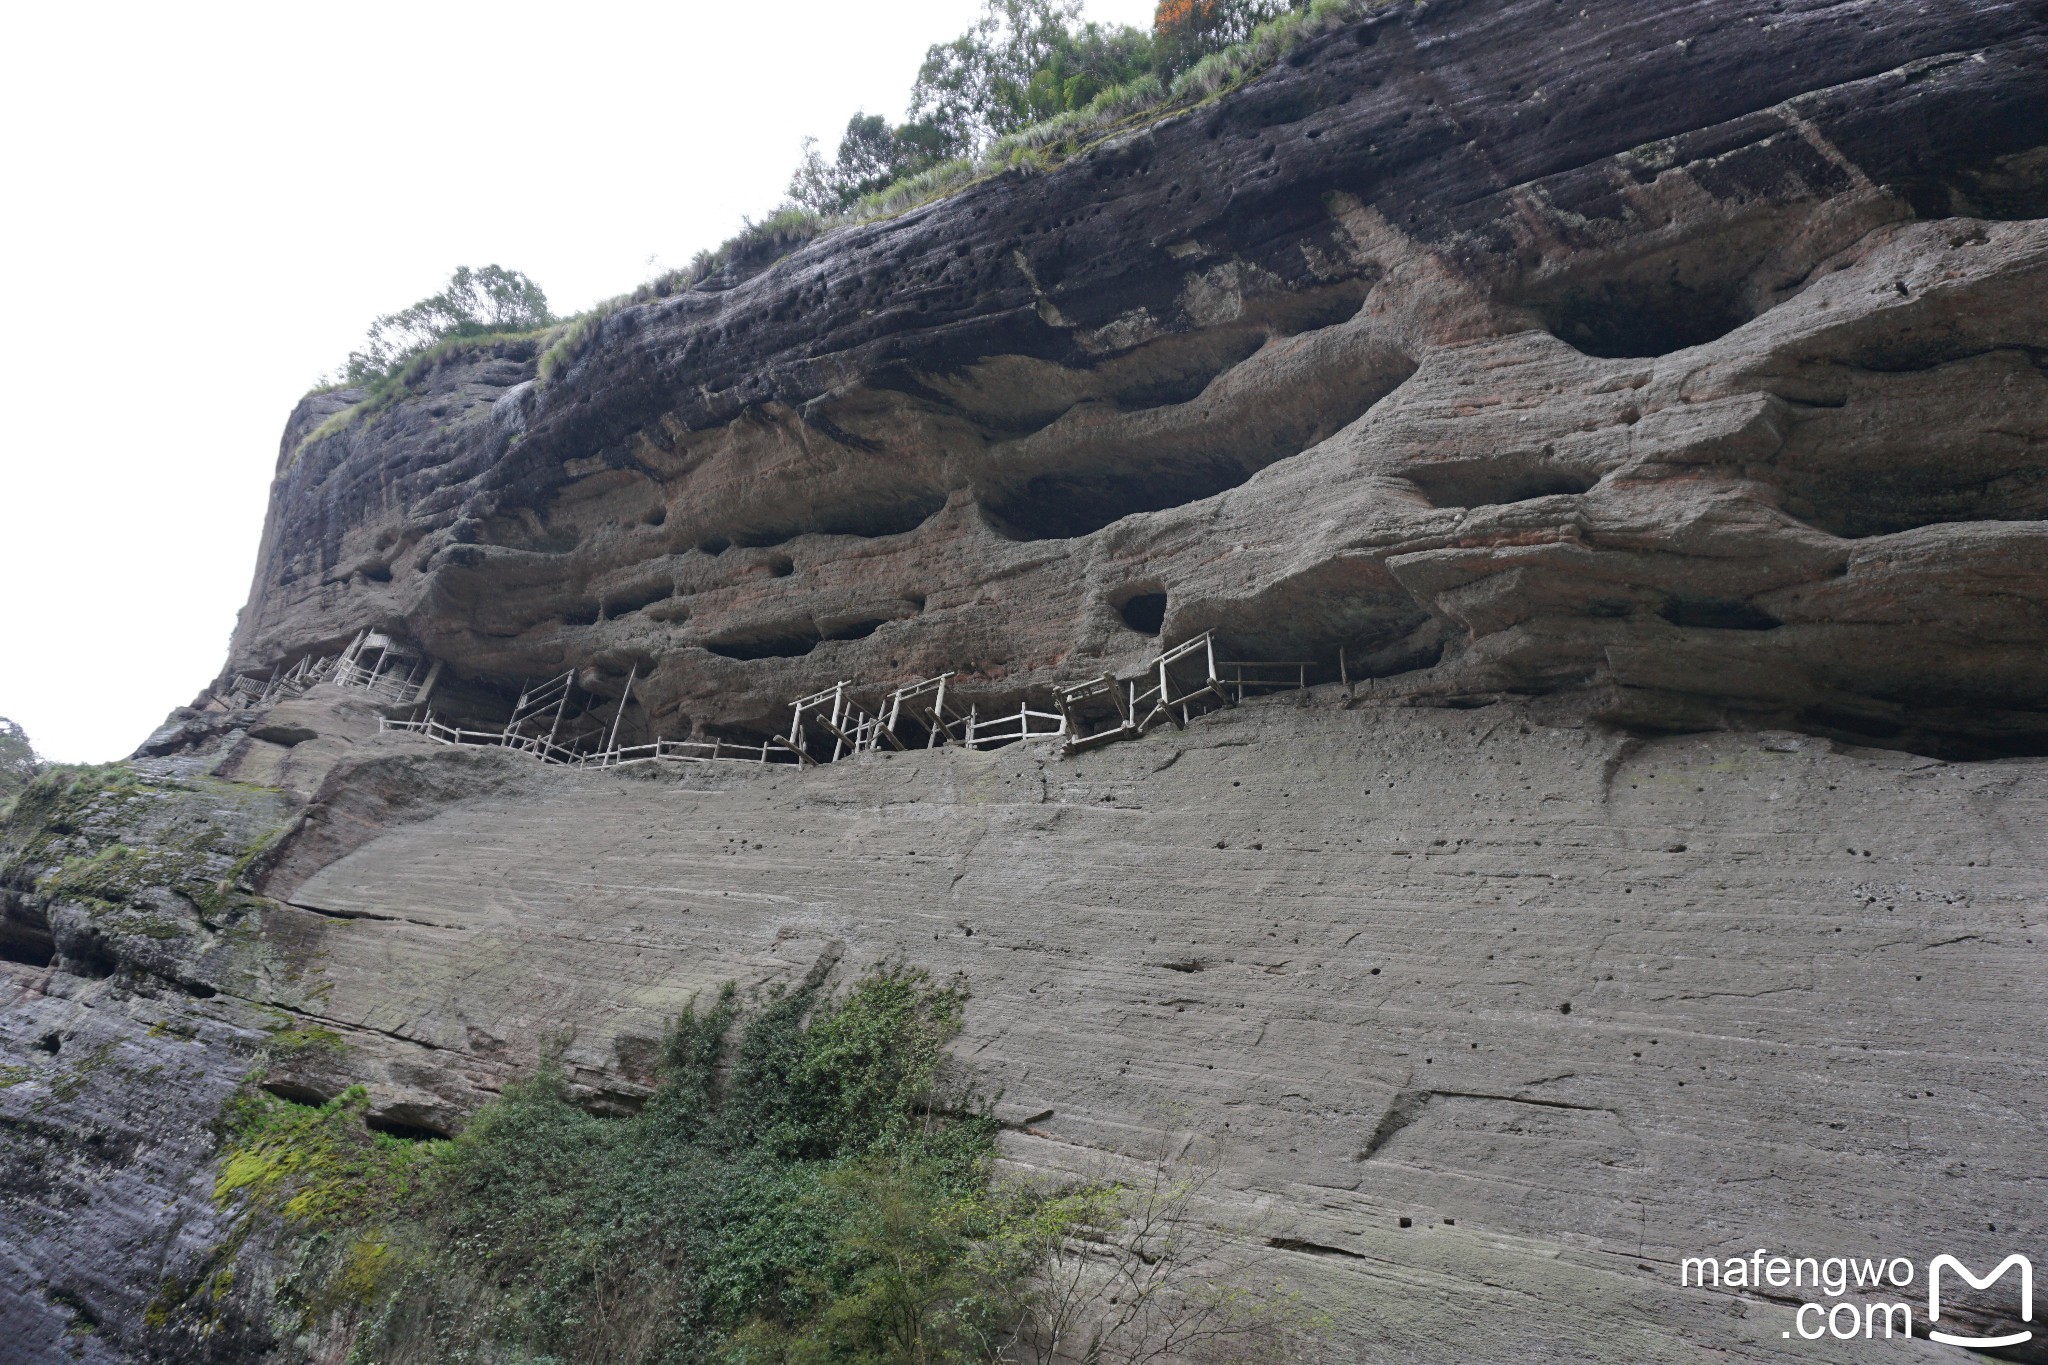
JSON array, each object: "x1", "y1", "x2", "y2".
[{"x1": 0, "y1": 0, "x2": 1159, "y2": 762}]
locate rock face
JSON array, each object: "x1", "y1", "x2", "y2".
[
  {"x1": 22, "y1": 692, "x2": 2045, "y2": 1362},
  {"x1": 5, "y1": 0, "x2": 2048, "y2": 1360},
  {"x1": 263, "y1": 702, "x2": 2048, "y2": 1362},
  {"x1": 230, "y1": 0, "x2": 2048, "y2": 759}
]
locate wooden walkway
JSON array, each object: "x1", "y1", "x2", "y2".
[
  {"x1": 225, "y1": 628, "x2": 1316, "y2": 771},
  {"x1": 215, "y1": 629, "x2": 440, "y2": 710}
]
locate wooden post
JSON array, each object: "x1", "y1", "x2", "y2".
[
  {"x1": 828, "y1": 683, "x2": 846, "y2": 763},
  {"x1": 604, "y1": 664, "x2": 637, "y2": 756},
  {"x1": 547, "y1": 677, "x2": 570, "y2": 747}
]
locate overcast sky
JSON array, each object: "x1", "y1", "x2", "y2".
[{"x1": 0, "y1": 0, "x2": 1160, "y2": 762}]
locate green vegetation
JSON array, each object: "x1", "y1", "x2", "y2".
[
  {"x1": 535, "y1": 302, "x2": 619, "y2": 385},
  {"x1": 216, "y1": 1086, "x2": 439, "y2": 1230},
  {"x1": 788, "y1": 0, "x2": 1302, "y2": 215},
  {"x1": 295, "y1": 266, "x2": 562, "y2": 460},
  {"x1": 0, "y1": 763, "x2": 138, "y2": 873},
  {"x1": 300, "y1": 321, "x2": 562, "y2": 457},
  {"x1": 146, "y1": 1085, "x2": 437, "y2": 1334},
  {"x1": 343, "y1": 264, "x2": 556, "y2": 385},
  {"x1": 528, "y1": 0, "x2": 1387, "y2": 396},
  {"x1": 185, "y1": 965, "x2": 1315, "y2": 1363},
  {"x1": 266, "y1": 1025, "x2": 348, "y2": 1058},
  {"x1": 735, "y1": 0, "x2": 1369, "y2": 258},
  {"x1": 0, "y1": 716, "x2": 39, "y2": 814},
  {"x1": 40, "y1": 842, "x2": 163, "y2": 910},
  {"x1": 3, "y1": 763, "x2": 286, "y2": 920},
  {"x1": 0, "y1": 762, "x2": 289, "y2": 999},
  {"x1": 299, "y1": 2, "x2": 1387, "y2": 425}
]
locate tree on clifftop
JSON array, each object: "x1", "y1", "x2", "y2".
[
  {"x1": 0, "y1": 717, "x2": 40, "y2": 801},
  {"x1": 910, "y1": 0, "x2": 1155, "y2": 149},
  {"x1": 787, "y1": 112, "x2": 962, "y2": 214},
  {"x1": 782, "y1": 0, "x2": 1305, "y2": 217},
  {"x1": 343, "y1": 264, "x2": 555, "y2": 384},
  {"x1": 1153, "y1": 0, "x2": 1296, "y2": 75}
]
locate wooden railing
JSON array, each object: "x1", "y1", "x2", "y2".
[
  {"x1": 379, "y1": 717, "x2": 801, "y2": 769},
  {"x1": 359, "y1": 632, "x2": 1319, "y2": 772},
  {"x1": 962, "y1": 702, "x2": 1066, "y2": 749}
]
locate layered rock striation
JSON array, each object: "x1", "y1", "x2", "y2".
[
  {"x1": 6, "y1": 0, "x2": 2048, "y2": 1360},
  {"x1": 232, "y1": 0, "x2": 2048, "y2": 758}
]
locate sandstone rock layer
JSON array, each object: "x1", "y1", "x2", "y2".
[
  {"x1": 273, "y1": 704, "x2": 2048, "y2": 1361},
  {"x1": 6, "y1": 0, "x2": 2048, "y2": 1359},
  {"x1": 229, "y1": 0, "x2": 2048, "y2": 762}
]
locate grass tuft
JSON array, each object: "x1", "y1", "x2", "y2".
[{"x1": 292, "y1": 326, "x2": 561, "y2": 461}]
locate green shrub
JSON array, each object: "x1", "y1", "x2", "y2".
[
  {"x1": 214, "y1": 1085, "x2": 439, "y2": 1230},
  {"x1": 342, "y1": 264, "x2": 556, "y2": 385},
  {"x1": 0, "y1": 716, "x2": 39, "y2": 809},
  {"x1": 298, "y1": 325, "x2": 560, "y2": 456},
  {"x1": 182, "y1": 963, "x2": 1320, "y2": 1363},
  {"x1": 675, "y1": 1, "x2": 1387, "y2": 296},
  {"x1": 202, "y1": 965, "x2": 1055, "y2": 1363},
  {"x1": 0, "y1": 763, "x2": 137, "y2": 878}
]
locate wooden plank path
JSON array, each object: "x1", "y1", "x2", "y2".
[{"x1": 222, "y1": 627, "x2": 1318, "y2": 771}]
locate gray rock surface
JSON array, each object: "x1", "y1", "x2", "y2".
[
  {"x1": 5, "y1": 0, "x2": 2046, "y2": 1358},
  {"x1": 0, "y1": 978, "x2": 271, "y2": 1365},
  {"x1": 254, "y1": 699, "x2": 2042, "y2": 1360}
]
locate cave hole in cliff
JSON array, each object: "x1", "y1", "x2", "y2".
[
  {"x1": 981, "y1": 459, "x2": 1255, "y2": 540},
  {"x1": 1658, "y1": 597, "x2": 1781, "y2": 631},
  {"x1": 0, "y1": 916, "x2": 55, "y2": 969},
  {"x1": 1533, "y1": 279, "x2": 1750, "y2": 358},
  {"x1": 603, "y1": 580, "x2": 677, "y2": 618},
  {"x1": 823, "y1": 617, "x2": 891, "y2": 643},
  {"x1": 703, "y1": 625, "x2": 823, "y2": 660},
  {"x1": 1886, "y1": 145, "x2": 2048, "y2": 222},
  {"x1": 48, "y1": 1291, "x2": 101, "y2": 1336},
  {"x1": 1799, "y1": 703, "x2": 1905, "y2": 744},
  {"x1": 1107, "y1": 331, "x2": 1270, "y2": 411},
  {"x1": 1403, "y1": 460, "x2": 1597, "y2": 510},
  {"x1": 262, "y1": 1079, "x2": 334, "y2": 1107},
  {"x1": 726, "y1": 491, "x2": 948, "y2": 550},
  {"x1": 700, "y1": 536, "x2": 731, "y2": 556},
  {"x1": 367, "y1": 1113, "x2": 452, "y2": 1141},
  {"x1": 1117, "y1": 591, "x2": 1169, "y2": 635},
  {"x1": 414, "y1": 671, "x2": 531, "y2": 736},
  {"x1": 1775, "y1": 455, "x2": 2048, "y2": 541},
  {"x1": 60, "y1": 935, "x2": 118, "y2": 981}
]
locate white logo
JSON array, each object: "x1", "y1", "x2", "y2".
[{"x1": 1928, "y1": 1254, "x2": 2033, "y2": 1349}]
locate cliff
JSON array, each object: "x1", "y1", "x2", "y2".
[
  {"x1": 228, "y1": 0, "x2": 2048, "y2": 759},
  {"x1": 4, "y1": 0, "x2": 2047, "y2": 1360}
]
